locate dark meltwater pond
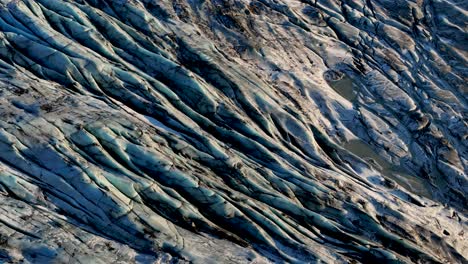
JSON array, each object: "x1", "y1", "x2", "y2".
[
  {"x1": 328, "y1": 75, "x2": 357, "y2": 101},
  {"x1": 343, "y1": 140, "x2": 432, "y2": 199}
]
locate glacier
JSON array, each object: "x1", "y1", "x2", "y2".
[{"x1": 0, "y1": 0, "x2": 466, "y2": 263}]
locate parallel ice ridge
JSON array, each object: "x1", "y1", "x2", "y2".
[{"x1": 0, "y1": 0, "x2": 466, "y2": 263}]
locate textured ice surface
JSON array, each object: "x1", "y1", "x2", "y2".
[{"x1": 0, "y1": 0, "x2": 466, "y2": 263}]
